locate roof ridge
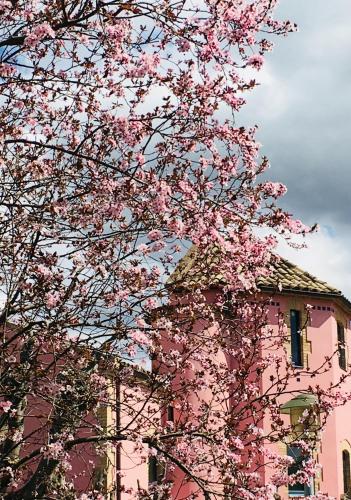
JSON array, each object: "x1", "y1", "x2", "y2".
[
  {"x1": 170, "y1": 247, "x2": 342, "y2": 295},
  {"x1": 169, "y1": 247, "x2": 351, "y2": 312},
  {"x1": 270, "y1": 256, "x2": 341, "y2": 294}
]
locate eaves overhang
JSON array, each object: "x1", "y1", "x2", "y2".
[{"x1": 259, "y1": 285, "x2": 351, "y2": 315}]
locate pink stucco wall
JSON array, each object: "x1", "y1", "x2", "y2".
[
  {"x1": 8, "y1": 290, "x2": 351, "y2": 499},
  {"x1": 262, "y1": 294, "x2": 351, "y2": 499},
  {"x1": 117, "y1": 381, "x2": 158, "y2": 498},
  {"x1": 156, "y1": 290, "x2": 351, "y2": 499}
]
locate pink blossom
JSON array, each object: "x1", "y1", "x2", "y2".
[
  {"x1": 247, "y1": 54, "x2": 264, "y2": 70},
  {"x1": 0, "y1": 0, "x2": 11, "y2": 8},
  {"x1": 262, "y1": 181, "x2": 287, "y2": 198},
  {"x1": 0, "y1": 64, "x2": 16, "y2": 77},
  {"x1": 90, "y1": 373, "x2": 107, "y2": 387},
  {"x1": 42, "y1": 125, "x2": 53, "y2": 137},
  {"x1": 176, "y1": 38, "x2": 191, "y2": 52},
  {"x1": 105, "y1": 23, "x2": 127, "y2": 42},
  {"x1": 36, "y1": 265, "x2": 53, "y2": 279},
  {"x1": 137, "y1": 243, "x2": 149, "y2": 254},
  {"x1": 130, "y1": 329, "x2": 151, "y2": 347},
  {"x1": 135, "y1": 152, "x2": 144, "y2": 164},
  {"x1": 283, "y1": 217, "x2": 311, "y2": 234},
  {"x1": 151, "y1": 240, "x2": 166, "y2": 252},
  {"x1": 167, "y1": 219, "x2": 185, "y2": 236},
  {"x1": 147, "y1": 230, "x2": 162, "y2": 241},
  {"x1": 144, "y1": 297, "x2": 157, "y2": 310},
  {"x1": 127, "y1": 53, "x2": 160, "y2": 78},
  {"x1": 231, "y1": 436, "x2": 244, "y2": 449},
  {"x1": 0, "y1": 401, "x2": 12, "y2": 413},
  {"x1": 45, "y1": 291, "x2": 61, "y2": 309},
  {"x1": 24, "y1": 23, "x2": 55, "y2": 48},
  {"x1": 41, "y1": 441, "x2": 64, "y2": 459}
]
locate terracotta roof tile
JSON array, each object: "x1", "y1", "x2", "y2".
[
  {"x1": 168, "y1": 245, "x2": 224, "y2": 289},
  {"x1": 257, "y1": 258, "x2": 341, "y2": 295},
  {"x1": 170, "y1": 246, "x2": 342, "y2": 296}
]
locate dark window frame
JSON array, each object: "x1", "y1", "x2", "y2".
[
  {"x1": 290, "y1": 310, "x2": 303, "y2": 367},
  {"x1": 167, "y1": 405, "x2": 174, "y2": 422},
  {"x1": 337, "y1": 322, "x2": 347, "y2": 371},
  {"x1": 148, "y1": 450, "x2": 165, "y2": 486},
  {"x1": 343, "y1": 449, "x2": 351, "y2": 494},
  {"x1": 148, "y1": 454, "x2": 158, "y2": 484},
  {"x1": 287, "y1": 445, "x2": 312, "y2": 497}
]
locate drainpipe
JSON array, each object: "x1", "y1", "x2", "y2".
[{"x1": 116, "y1": 378, "x2": 121, "y2": 500}]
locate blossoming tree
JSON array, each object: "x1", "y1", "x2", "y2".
[{"x1": 0, "y1": 1, "x2": 344, "y2": 499}]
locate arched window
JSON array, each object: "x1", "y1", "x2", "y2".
[{"x1": 343, "y1": 449, "x2": 351, "y2": 494}]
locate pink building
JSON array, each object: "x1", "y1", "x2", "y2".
[
  {"x1": 147, "y1": 251, "x2": 351, "y2": 499},
  {"x1": 8, "y1": 256, "x2": 351, "y2": 499},
  {"x1": 161, "y1": 253, "x2": 351, "y2": 500},
  {"x1": 257, "y1": 258, "x2": 351, "y2": 499},
  {"x1": 91, "y1": 257, "x2": 351, "y2": 499}
]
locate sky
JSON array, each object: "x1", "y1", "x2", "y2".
[{"x1": 241, "y1": 0, "x2": 351, "y2": 299}]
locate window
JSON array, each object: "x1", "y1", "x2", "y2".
[
  {"x1": 343, "y1": 450, "x2": 351, "y2": 495},
  {"x1": 167, "y1": 405, "x2": 174, "y2": 422},
  {"x1": 287, "y1": 446, "x2": 312, "y2": 497},
  {"x1": 149, "y1": 455, "x2": 158, "y2": 484},
  {"x1": 290, "y1": 310, "x2": 303, "y2": 367},
  {"x1": 148, "y1": 451, "x2": 165, "y2": 485},
  {"x1": 337, "y1": 322, "x2": 347, "y2": 371}
]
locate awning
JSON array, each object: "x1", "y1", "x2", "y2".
[{"x1": 280, "y1": 394, "x2": 318, "y2": 414}]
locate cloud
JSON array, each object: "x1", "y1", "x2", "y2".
[
  {"x1": 278, "y1": 226, "x2": 351, "y2": 301},
  {"x1": 229, "y1": 0, "x2": 351, "y2": 304},
  {"x1": 256, "y1": 0, "x2": 351, "y2": 224},
  {"x1": 236, "y1": 0, "x2": 351, "y2": 300},
  {"x1": 240, "y1": 62, "x2": 290, "y2": 122}
]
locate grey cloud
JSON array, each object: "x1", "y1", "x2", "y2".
[
  {"x1": 240, "y1": 0, "x2": 351, "y2": 228},
  {"x1": 239, "y1": 0, "x2": 351, "y2": 296}
]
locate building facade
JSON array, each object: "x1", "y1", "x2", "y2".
[
  {"x1": 7, "y1": 257, "x2": 351, "y2": 499},
  {"x1": 101, "y1": 257, "x2": 351, "y2": 499}
]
